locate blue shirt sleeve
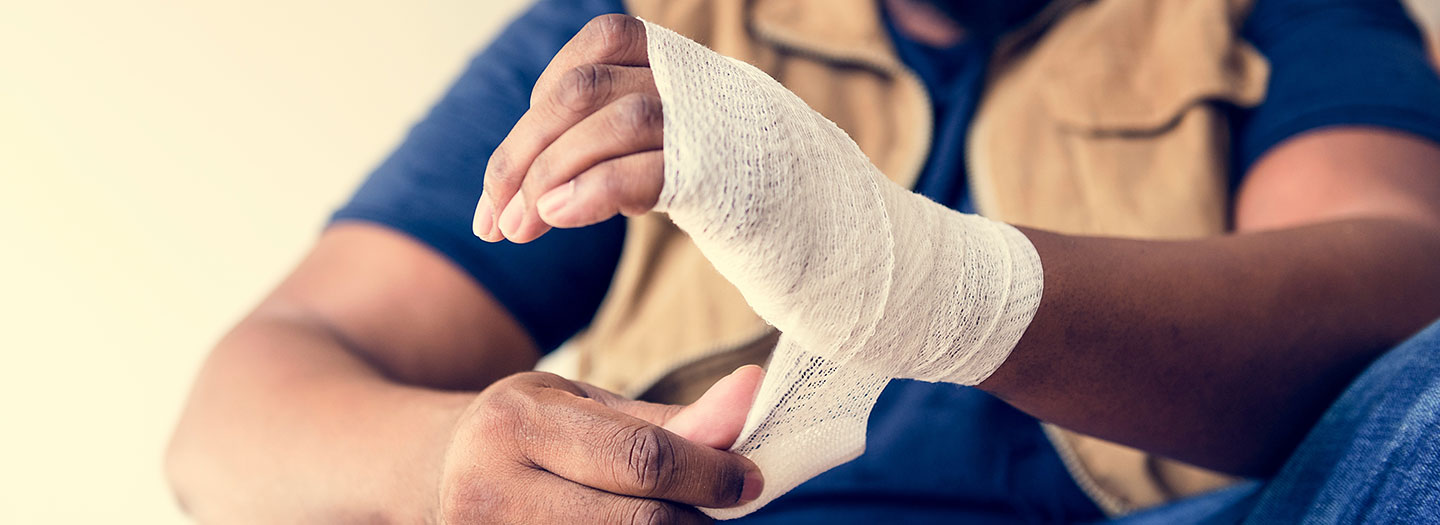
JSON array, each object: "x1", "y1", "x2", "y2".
[
  {"x1": 331, "y1": 0, "x2": 628, "y2": 353},
  {"x1": 1234, "y1": 0, "x2": 1440, "y2": 178}
]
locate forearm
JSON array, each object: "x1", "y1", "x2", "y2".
[
  {"x1": 980, "y1": 217, "x2": 1440, "y2": 475},
  {"x1": 166, "y1": 312, "x2": 474, "y2": 523},
  {"x1": 484, "y1": 19, "x2": 1440, "y2": 510}
]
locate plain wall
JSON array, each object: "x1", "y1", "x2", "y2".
[
  {"x1": 1, "y1": 1, "x2": 1437, "y2": 523},
  {"x1": 0, "y1": 1, "x2": 528, "y2": 522}
]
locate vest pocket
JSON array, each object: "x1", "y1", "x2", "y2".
[
  {"x1": 967, "y1": 0, "x2": 1264, "y2": 511},
  {"x1": 977, "y1": 0, "x2": 1273, "y2": 238},
  {"x1": 1037, "y1": 0, "x2": 1268, "y2": 135}
]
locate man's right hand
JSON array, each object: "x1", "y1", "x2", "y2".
[{"x1": 436, "y1": 368, "x2": 765, "y2": 524}]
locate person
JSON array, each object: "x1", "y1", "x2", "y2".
[{"x1": 166, "y1": 0, "x2": 1440, "y2": 522}]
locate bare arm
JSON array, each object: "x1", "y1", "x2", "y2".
[
  {"x1": 980, "y1": 127, "x2": 1440, "y2": 476},
  {"x1": 477, "y1": 13, "x2": 1440, "y2": 483},
  {"x1": 167, "y1": 222, "x2": 761, "y2": 523},
  {"x1": 165, "y1": 225, "x2": 539, "y2": 522}
]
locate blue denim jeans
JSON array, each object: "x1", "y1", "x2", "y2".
[{"x1": 1110, "y1": 318, "x2": 1440, "y2": 524}]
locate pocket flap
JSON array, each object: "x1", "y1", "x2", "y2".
[{"x1": 1038, "y1": 0, "x2": 1269, "y2": 133}]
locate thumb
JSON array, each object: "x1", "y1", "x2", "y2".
[
  {"x1": 663, "y1": 365, "x2": 765, "y2": 449},
  {"x1": 576, "y1": 365, "x2": 765, "y2": 449}
]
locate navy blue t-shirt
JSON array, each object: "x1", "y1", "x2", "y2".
[{"x1": 333, "y1": 0, "x2": 1440, "y2": 521}]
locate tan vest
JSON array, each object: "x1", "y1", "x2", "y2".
[{"x1": 566, "y1": 0, "x2": 1270, "y2": 516}]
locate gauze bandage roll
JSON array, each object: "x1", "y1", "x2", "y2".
[{"x1": 641, "y1": 21, "x2": 1045, "y2": 519}]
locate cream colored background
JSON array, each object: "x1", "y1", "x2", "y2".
[
  {"x1": 1, "y1": 1, "x2": 1437, "y2": 524},
  {"x1": 0, "y1": 1, "x2": 529, "y2": 523}
]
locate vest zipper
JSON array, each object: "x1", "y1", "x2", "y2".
[{"x1": 1042, "y1": 423, "x2": 1132, "y2": 516}]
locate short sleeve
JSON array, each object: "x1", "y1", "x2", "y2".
[
  {"x1": 332, "y1": 0, "x2": 628, "y2": 352},
  {"x1": 1232, "y1": 0, "x2": 1440, "y2": 179}
]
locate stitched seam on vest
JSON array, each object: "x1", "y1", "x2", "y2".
[
  {"x1": 968, "y1": 0, "x2": 1087, "y2": 220},
  {"x1": 749, "y1": 21, "x2": 933, "y2": 189},
  {"x1": 966, "y1": 105, "x2": 1002, "y2": 218},
  {"x1": 895, "y1": 68, "x2": 933, "y2": 190},
  {"x1": 1042, "y1": 423, "x2": 1133, "y2": 517},
  {"x1": 751, "y1": 18, "x2": 900, "y2": 73}
]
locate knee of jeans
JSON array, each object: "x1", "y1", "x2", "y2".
[
  {"x1": 1306, "y1": 317, "x2": 1440, "y2": 445},
  {"x1": 1364, "y1": 317, "x2": 1440, "y2": 385}
]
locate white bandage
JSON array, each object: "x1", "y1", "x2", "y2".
[{"x1": 642, "y1": 21, "x2": 1045, "y2": 518}]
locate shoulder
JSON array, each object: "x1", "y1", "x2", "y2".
[
  {"x1": 1234, "y1": 0, "x2": 1440, "y2": 175},
  {"x1": 332, "y1": 0, "x2": 633, "y2": 353}
]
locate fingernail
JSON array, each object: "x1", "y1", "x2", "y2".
[
  {"x1": 537, "y1": 182, "x2": 574, "y2": 223},
  {"x1": 740, "y1": 467, "x2": 764, "y2": 504},
  {"x1": 498, "y1": 192, "x2": 525, "y2": 238},
  {"x1": 473, "y1": 195, "x2": 495, "y2": 240},
  {"x1": 732, "y1": 364, "x2": 763, "y2": 378}
]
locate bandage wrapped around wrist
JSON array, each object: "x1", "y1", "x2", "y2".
[{"x1": 642, "y1": 21, "x2": 1044, "y2": 519}]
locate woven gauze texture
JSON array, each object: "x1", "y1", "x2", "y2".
[{"x1": 642, "y1": 21, "x2": 1045, "y2": 519}]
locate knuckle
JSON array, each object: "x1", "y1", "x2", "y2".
[
  {"x1": 612, "y1": 424, "x2": 674, "y2": 495},
  {"x1": 555, "y1": 64, "x2": 608, "y2": 114},
  {"x1": 476, "y1": 375, "x2": 544, "y2": 434},
  {"x1": 596, "y1": 158, "x2": 648, "y2": 216},
  {"x1": 616, "y1": 171, "x2": 660, "y2": 217},
  {"x1": 622, "y1": 500, "x2": 675, "y2": 525},
  {"x1": 437, "y1": 467, "x2": 511, "y2": 524},
  {"x1": 485, "y1": 151, "x2": 518, "y2": 189},
  {"x1": 598, "y1": 153, "x2": 661, "y2": 217},
  {"x1": 506, "y1": 370, "x2": 575, "y2": 394},
  {"x1": 596, "y1": 160, "x2": 626, "y2": 199},
  {"x1": 525, "y1": 153, "x2": 553, "y2": 187},
  {"x1": 586, "y1": 14, "x2": 643, "y2": 61},
  {"x1": 611, "y1": 94, "x2": 663, "y2": 136},
  {"x1": 469, "y1": 400, "x2": 523, "y2": 451}
]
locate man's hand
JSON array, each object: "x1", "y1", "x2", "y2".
[
  {"x1": 473, "y1": 14, "x2": 662, "y2": 244},
  {"x1": 436, "y1": 368, "x2": 765, "y2": 524}
]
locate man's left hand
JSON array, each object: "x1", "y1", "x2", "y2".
[{"x1": 474, "y1": 14, "x2": 662, "y2": 244}]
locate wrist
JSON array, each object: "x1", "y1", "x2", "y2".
[{"x1": 378, "y1": 388, "x2": 477, "y2": 524}]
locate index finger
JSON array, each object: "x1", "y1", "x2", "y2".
[
  {"x1": 472, "y1": 14, "x2": 651, "y2": 242},
  {"x1": 532, "y1": 14, "x2": 650, "y2": 106}
]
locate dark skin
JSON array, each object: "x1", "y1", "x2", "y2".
[
  {"x1": 477, "y1": 14, "x2": 1440, "y2": 477},
  {"x1": 168, "y1": 6, "x2": 1440, "y2": 525}
]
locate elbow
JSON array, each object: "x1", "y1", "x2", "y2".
[
  {"x1": 165, "y1": 403, "x2": 252, "y2": 524},
  {"x1": 164, "y1": 353, "x2": 236, "y2": 523},
  {"x1": 164, "y1": 416, "x2": 205, "y2": 521}
]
